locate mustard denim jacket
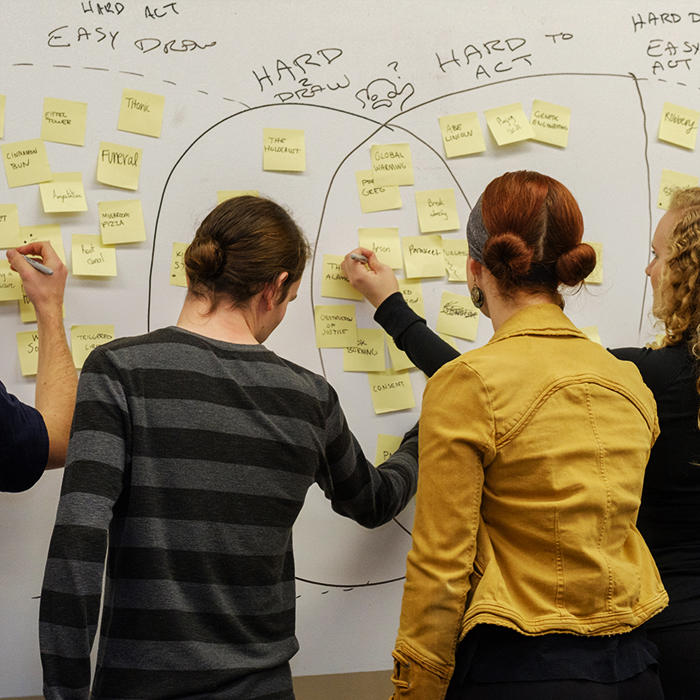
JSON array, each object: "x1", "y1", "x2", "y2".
[{"x1": 391, "y1": 304, "x2": 668, "y2": 700}]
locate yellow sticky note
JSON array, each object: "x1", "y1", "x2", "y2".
[
  {"x1": 71, "y1": 234, "x2": 117, "y2": 277},
  {"x1": 530, "y1": 100, "x2": 571, "y2": 148},
  {"x1": 118, "y1": 89, "x2": 165, "y2": 138},
  {"x1": 658, "y1": 169, "x2": 699, "y2": 210},
  {"x1": 17, "y1": 330, "x2": 39, "y2": 376},
  {"x1": 18, "y1": 286, "x2": 65, "y2": 324},
  {"x1": 398, "y1": 278, "x2": 425, "y2": 318},
  {"x1": 659, "y1": 102, "x2": 699, "y2": 150},
  {"x1": 439, "y1": 332, "x2": 459, "y2": 350},
  {"x1": 40, "y1": 172, "x2": 88, "y2": 213},
  {"x1": 368, "y1": 369, "x2": 415, "y2": 414},
  {"x1": 355, "y1": 170, "x2": 402, "y2": 213},
  {"x1": 70, "y1": 324, "x2": 115, "y2": 369},
  {"x1": 263, "y1": 128, "x2": 305, "y2": 172},
  {"x1": 0, "y1": 94, "x2": 6, "y2": 138},
  {"x1": 443, "y1": 238, "x2": 469, "y2": 281},
  {"x1": 41, "y1": 97, "x2": 88, "y2": 146},
  {"x1": 314, "y1": 305, "x2": 357, "y2": 348},
  {"x1": 439, "y1": 112, "x2": 486, "y2": 158},
  {"x1": 484, "y1": 103, "x2": 535, "y2": 146},
  {"x1": 585, "y1": 241, "x2": 603, "y2": 285},
  {"x1": 343, "y1": 328, "x2": 386, "y2": 372},
  {"x1": 0, "y1": 260, "x2": 24, "y2": 301},
  {"x1": 321, "y1": 254, "x2": 363, "y2": 300},
  {"x1": 386, "y1": 332, "x2": 415, "y2": 371},
  {"x1": 402, "y1": 235, "x2": 445, "y2": 278},
  {"x1": 358, "y1": 228, "x2": 402, "y2": 269},
  {"x1": 371, "y1": 143, "x2": 414, "y2": 186},
  {"x1": 375, "y1": 434, "x2": 403, "y2": 464},
  {"x1": 170, "y1": 242, "x2": 188, "y2": 287},
  {"x1": 98, "y1": 200, "x2": 146, "y2": 245},
  {"x1": 415, "y1": 189, "x2": 460, "y2": 233},
  {"x1": 436, "y1": 291, "x2": 480, "y2": 341},
  {"x1": 579, "y1": 325, "x2": 603, "y2": 345},
  {"x1": 0, "y1": 204, "x2": 21, "y2": 249},
  {"x1": 20, "y1": 224, "x2": 66, "y2": 264},
  {"x1": 217, "y1": 190, "x2": 259, "y2": 204},
  {"x1": 1, "y1": 139, "x2": 52, "y2": 188},
  {"x1": 97, "y1": 142, "x2": 143, "y2": 191}
]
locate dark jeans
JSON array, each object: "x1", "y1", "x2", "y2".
[{"x1": 648, "y1": 624, "x2": 700, "y2": 700}]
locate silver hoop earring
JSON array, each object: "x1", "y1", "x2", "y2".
[{"x1": 470, "y1": 284, "x2": 485, "y2": 309}]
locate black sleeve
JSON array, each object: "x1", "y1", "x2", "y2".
[{"x1": 374, "y1": 292, "x2": 460, "y2": 377}]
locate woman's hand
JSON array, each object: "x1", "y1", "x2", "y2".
[{"x1": 341, "y1": 247, "x2": 400, "y2": 309}]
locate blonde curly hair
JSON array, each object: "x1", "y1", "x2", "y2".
[{"x1": 653, "y1": 187, "x2": 700, "y2": 424}]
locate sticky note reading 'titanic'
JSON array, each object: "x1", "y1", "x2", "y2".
[{"x1": 118, "y1": 88, "x2": 165, "y2": 138}]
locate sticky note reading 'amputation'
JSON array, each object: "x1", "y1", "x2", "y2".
[
  {"x1": 343, "y1": 328, "x2": 385, "y2": 373},
  {"x1": 170, "y1": 242, "x2": 188, "y2": 287},
  {"x1": 658, "y1": 102, "x2": 699, "y2": 150},
  {"x1": 118, "y1": 89, "x2": 165, "y2": 138},
  {"x1": 355, "y1": 170, "x2": 402, "y2": 213},
  {"x1": 375, "y1": 434, "x2": 403, "y2": 465},
  {"x1": 71, "y1": 325, "x2": 115, "y2": 369},
  {"x1": 485, "y1": 103, "x2": 535, "y2": 146},
  {"x1": 415, "y1": 189, "x2": 460, "y2": 233},
  {"x1": 97, "y1": 142, "x2": 142, "y2": 191},
  {"x1": 358, "y1": 228, "x2": 402, "y2": 269},
  {"x1": 439, "y1": 112, "x2": 486, "y2": 158},
  {"x1": 436, "y1": 291, "x2": 479, "y2": 341},
  {"x1": 443, "y1": 238, "x2": 469, "y2": 281},
  {"x1": 41, "y1": 97, "x2": 88, "y2": 146},
  {"x1": 369, "y1": 369, "x2": 415, "y2": 414},
  {"x1": 2, "y1": 139, "x2": 52, "y2": 188},
  {"x1": 658, "y1": 169, "x2": 699, "y2": 210},
  {"x1": 263, "y1": 128, "x2": 305, "y2": 172},
  {"x1": 99, "y1": 200, "x2": 146, "y2": 245},
  {"x1": 530, "y1": 100, "x2": 571, "y2": 148},
  {"x1": 321, "y1": 254, "x2": 363, "y2": 300},
  {"x1": 40, "y1": 172, "x2": 88, "y2": 213},
  {"x1": 72, "y1": 235, "x2": 117, "y2": 277},
  {"x1": 402, "y1": 235, "x2": 445, "y2": 278},
  {"x1": 314, "y1": 305, "x2": 357, "y2": 348},
  {"x1": 370, "y1": 143, "x2": 414, "y2": 186},
  {"x1": 0, "y1": 204, "x2": 21, "y2": 249}
]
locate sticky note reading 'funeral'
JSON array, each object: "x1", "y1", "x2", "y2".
[
  {"x1": 71, "y1": 235, "x2": 117, "y2": 277},
  {"x1": 99, "y1": 200, "x2": 146, "y2": 245},
  {"x1": 369, "y1": 369, "x2": 415, "y2": 414},
  {"x1": 398, "y1": 278, "x2": 425, "y2": 318},
  {"x1": 17, "y1": 330, "x2": 39, "y2": 376},
  {"x1": 343, "y1": 328, "x2": 385, "y2": 373},
  {"x1": 436, "y1": 291, "x2": 479, "y2": 341},
  {"x1": 355, "y1": 170, "x2": 402, "y2": 213},
  {"x1": 71, "y1": 325, "x2": 115, "y2": 369},
  {"x1": 40, "y1": 172, "x2": 88, "y2": 213},
  {"x1": 118, "y1": 89, "x2": 165, "y2": 138},
  {"x1": 659, "y1": 102, "x2": 699, "y2": 150},
  {"x1": 530, "y1": 100, "x2": 571, "y2": 148},
  {"x1": 0, "y1": 260, "x2": 23, "y2": 301},
  {"x1": 386, "y1": 332, "x2": 415, "y2": 371},
  {"x1": 217, "y1": 190, "x2": 259, "y2": 204},
  {"x1": 402, "y1": 235, "x2": 444, "y2": 278},
  {"x1": 443, "y1": 238, "x2": 469, "y2": 281},
  {"x1": 375, "y1": 434, "x2": 403, "y2": 465},
  {"x1": 170, "y1": 242, "x2": 188, "y2": 287},
  {"x1": 20, "y1": 224, "x2": 66, "y2": 264},
  {"x1": 314, "y1": 305, "x2": 357, "y2": 348},
  {"x1": 0, "y1": 204, "x2": 21, "y2": 249},
  {"x1": 41, "y1": 97, "x2": 88, "y2": 146},
  {"x1": 484, "y1": 103, "x2": 535, "y2": 146},
  {"x1": 586, "y1": 242, "x2": 604, "y2": 285},
  {"x1": 0, "y1": 95, "x2": 5, "y2": 138},
  {"x1": 321, "y1": 255, "x2": 363, "y2": 300},
  {"x1": 263, "y1": 128, "x2": 305, "y2": 172},
  {"x1": 2, "y1": 139, "x2": 52, "y2": 188},
  {"x1": 358, "y1": 228, "x2": 402, "y2": 269},
  {"x1": 658, "y1": 169, "x2": 699, "y2": 209},
  {"x1": 97, "y1": 142, "x2": 142, "y2": 190},
  {"x1": 370, "y1": 143, "x2": 414, "y2": 186},
  {"x1": 439, "y1": 112, "x2": 486, "y2": 158},
  {"x1": 415, "y1": 189, "x2": 460, "y2": 233}
]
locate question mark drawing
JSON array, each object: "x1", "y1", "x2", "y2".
[{"x1": 388, "y1": 61, "x2": 399, "y2": 77}]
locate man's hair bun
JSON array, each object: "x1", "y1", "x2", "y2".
[{"x1": 185, "y1": 236, "x2": 225, "y2": 285}]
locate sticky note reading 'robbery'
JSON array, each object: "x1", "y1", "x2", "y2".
[{"x1": 658, "y1": 102, "x2": 699, "y2": 150}]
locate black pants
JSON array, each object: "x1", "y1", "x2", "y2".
[{"x1": 648, "y1": 625, "x2": 700, "y2": 700}]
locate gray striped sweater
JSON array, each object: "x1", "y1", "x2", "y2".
[{"x1": 39, "y1": 326, "x2": 418, "y2": 700}]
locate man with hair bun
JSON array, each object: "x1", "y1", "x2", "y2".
[{"x1": 343, "y1": 171, "x2": 667, "y2": 700}]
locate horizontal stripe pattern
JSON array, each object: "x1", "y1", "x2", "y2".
[{"x1": 41, "y1": 326, "x2": 418, "y2": 699}]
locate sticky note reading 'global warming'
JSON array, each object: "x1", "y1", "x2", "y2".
[{"x1": 370, "y1": 143, "x2": 414, "y2": 186}]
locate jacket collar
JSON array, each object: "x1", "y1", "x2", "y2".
[{"x1": 488, "y1": 303, "x2": 589, "y2": 346}]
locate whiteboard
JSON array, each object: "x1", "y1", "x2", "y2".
[{"x1": 0, "y1": 1, "x2": 697, "y2": 693}]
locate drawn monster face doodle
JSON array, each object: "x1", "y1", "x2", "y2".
[{"x1": 355, "y1": 78, "x2": 415, "y2": 111}]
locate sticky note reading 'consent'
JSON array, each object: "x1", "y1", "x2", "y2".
[
  {"x1": 40, "y1": 173, "x2": 88, "y2": 213},
  {"x1": 0, "y1": 260, "x2": 23, "y2": 301},
  {"x1": 585, "y1": 242, "x2": 604, "y2": 285},
  {"x1": 321, "y1": 255, "x2": 363, "y2": 300},
  {"x1": 376, "y1": 434, "x2": 403, "y2": 465},
  {"x1": 658, "y1": 169, "x2": 699, "y2": 209},
  {"x1": 2, "y1": 139, "x2": 52, "y2": 188},
  {"x1": 485, "y1": 103, "x2": 535, "y2": 146},
  {"x1": 370, "y1": 143, "x2": 414, "y2": 186},
  {"x1": 358, "y1": 228, "x2": 402, "y2": 269},
  {"x1": 97, "y1": 142, "x2": 142, "y2": 191},
  {"x1": 402, "y1": 235, "x2": 444, "y2": 278},
  {"x1": 99, "y1": 200, "x2": 146, "y2": 245},
  {"x1": 369, "y1": 369, "x2": 415, "y2": 414},
  {"x1": 386, "y1": 332, "x2": 415, "y2": 371},
  {"x1": 41, "y1": 98, "x2": 88, "y2": 146},
  {"x1": 71, "y1": 325, "x2": 115, "y2": 369},
  {"x1": 263, "y1": 129, "x2": 305, "y2": 172},
  {"x1": 314, "y1": 305, "x2": 357, "y2": 348},
  {"x1": 343, "y1": 328, "x2": 385, "y2": 373},
  {"x1": 0, "y1": 204, "x2": 20, "y2": 249},
  {"x1": 398, "y1": 278, "x2": 425, "y2": 318},
  {"x1": 436, "y1": 291, "x2": 479, "y2": 341},
  {"x1": 118, "y1": 89, "x2": 165, "y2": 138},
  {"x1": 443, "y1": 239, "x2": 469, "y2": 281},
  {"x1": 439, "y1": 112, "x2": 486, "y2": 158},
  {"x1": 20, "y1": 224, "x2": 66, "y2": 264},
  {"x1": 415, "y1": 189, "x2": 460, "y2": 233},
  {"x1": 659, "y1": 102, "x2": 699, "y2": 150},
  {"x1": 218, "y1": 190, "x2": 259, "y2": 204},
  {"x1": 170, "y1": 242, "x2": 188, "y2": 287},
  {"x1": 355, "y1": 170, "x2": 402, "y2": 213},
  {"x1": 17, "y1": 331, "x2": 39, "y2": 376},
  {"x1": 71, "y1": 235, "x2": 117, "y2": 277},
  {"x1": 530, "y1": 100, "x2": 571, "y2": 148}
]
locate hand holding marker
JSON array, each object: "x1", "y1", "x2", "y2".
[{"x1": 22, "y1": 254, "x2": 53, "y2": 275}]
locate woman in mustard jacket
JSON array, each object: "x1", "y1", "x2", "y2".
[{"x1": 343, "y1": 171, "x2": 668, "y2": 700}]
